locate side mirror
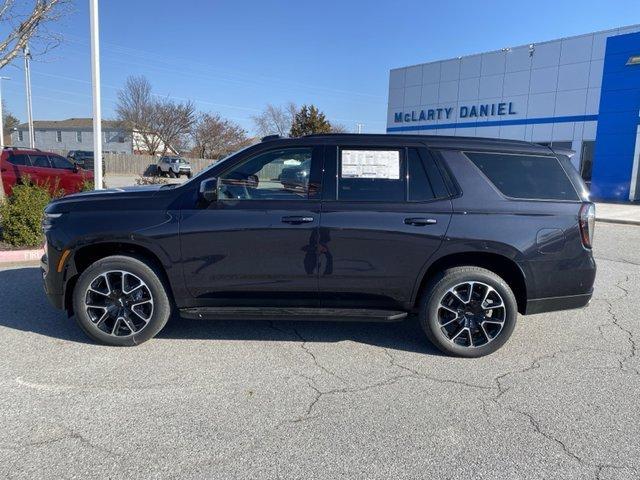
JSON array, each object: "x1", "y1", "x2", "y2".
[{"x1": 199, "y1": 178, "x2": 218, "y2": 203}]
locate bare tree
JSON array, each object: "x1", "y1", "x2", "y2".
[
  {"x1": 153, "y1": 98, "x2": 196, "y2": 156},
  {"x1": 0, "y1": 0, "x2": 70, "y2": 69},
  {"x1": 252, "y1": 102, "x2": 297, "y2": 137},
  {"x1": 116, "y1": 76, "x2": 196, "y2": 156},
  {"x1": 116, "y1": 76, "x2": 162, "y2": 155},
  {"x1": 191, "y1": 112, "x2": 249, "y2": 159},
  {"x1": 0, "y1": 0, "x2": 69, "y2": 200}
]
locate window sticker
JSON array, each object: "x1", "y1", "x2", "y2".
[{"x1": 341, "y1": 150, "x2": 400, "y2": 179}]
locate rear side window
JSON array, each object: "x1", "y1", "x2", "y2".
[
  {"x1": 7, "y1": 154, "x2": 31, "y2": 166},
  {"x1": 29, "y1": 155, "x2": 52, "y2": 168},
  {"x1": 408, "y1": 148, "x2": 449, "y2": 201},
  {"x1": 338, "y1": 149, "x2": 405, "y2": 202},
  {"x1": 466, "y1": 152, "x2": 579, "y2": 201}
]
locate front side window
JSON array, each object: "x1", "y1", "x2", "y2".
[
  {"x1": 466, "y1": 151, "x2": 579, "y2": 201},
  {"x1": 219, "y1": 148, "x2": 313, "y2": 200},
  {"x1": 338, "y1": 148, "x2": 405, "y2": 202},
  {"x1": 49, "y1": 155, "x2": 74, "y2": 170}
]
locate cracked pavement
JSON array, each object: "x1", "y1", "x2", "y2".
[{"x1": 0, "y1": 222, "x2": 639, "y2": 479}]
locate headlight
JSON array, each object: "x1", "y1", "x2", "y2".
[{"x1": 42, "y1": 212, "x2": 64, "y2": 231}]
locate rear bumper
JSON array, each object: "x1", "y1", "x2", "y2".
[{"x1": 524, "y1": 291, "x2": 593, "y2": 315}]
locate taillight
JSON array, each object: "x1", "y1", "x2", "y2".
[{"x1": 579, "y1": 203, "x2": 596, "y2": 248}]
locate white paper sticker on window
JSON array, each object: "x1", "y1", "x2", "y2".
[{"x1": 341, "y1": 150, "x2": 400, "y2": 179}]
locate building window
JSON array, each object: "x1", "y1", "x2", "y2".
[
  {"x1": 18, "y1": 130, "x2": 23, "y2": 142},
  {"x1": 56, "y1": 130, "x2": 62, "y2": 142},
  {"x1": 580, "y1": 141, "x2": 595, "y2": 183},
  {"x1": 117, "y1": 134, "x2": 125, "y2": 143},
  {"x1": 76, "y1": 131, "x2": 82, "y2": 142}
]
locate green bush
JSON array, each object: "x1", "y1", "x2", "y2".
[{"x1": 0, "y1": 182, "x2": 52, "y2": 247}]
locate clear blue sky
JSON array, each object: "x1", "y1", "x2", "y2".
[{"x1": 2, "y1": 0, "x2": 639, "y2": 134}]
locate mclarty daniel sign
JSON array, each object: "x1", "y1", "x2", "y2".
[{"x1": 393, "y1": 101, "x2": 517, "y2": 123}]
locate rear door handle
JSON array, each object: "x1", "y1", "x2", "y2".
[
  {"x1": 404, "y1": 217, "x2": 437, "y2": 226},
  {"x1": 281, "y1": 216, "x2": 315, "y2": 224}
]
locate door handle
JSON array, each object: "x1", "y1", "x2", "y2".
[
  {"x1": 281, "y1": 216, "x2": 315, "y2": 224},
  {"x1": 404, "y1": 217, "x2": 437, "y2": 226}
]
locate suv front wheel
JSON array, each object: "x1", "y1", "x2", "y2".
[
  {"x1": 72, "y1": 255, "x2": 172, "y2": 346},
  {"x1": 420, "y1": 266, "x2": 517, "y2": 357}
]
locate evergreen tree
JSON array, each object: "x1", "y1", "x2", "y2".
[{"x1": 289, "y1": 105, "x2": 333, "y2": 137}]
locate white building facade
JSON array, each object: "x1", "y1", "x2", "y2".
[{"x1": 386, "y1": 25, "x2": 640, "y2": 201}]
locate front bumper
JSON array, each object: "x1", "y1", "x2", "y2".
[{"x1": 41, "y1": 251, "x2": 66, "y2": 310}]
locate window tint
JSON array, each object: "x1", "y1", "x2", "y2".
[
  {"x1": 7, "y1": 154, "x2": 31, "y2": 166},
  {"x1": 338, "y1": 149, "x2": 405, "y2": 202},
  {"x1": 408, "y1": 148, "x2": 449, "y2": 201},
  {"x1": 29, "y1": 155, "x2": 51, "y2": 168},
  {"x1": 466, "y1": 152, "x2": 579, "y2": 201},
  {"x1": 219, "y1": 148, "x2": 313, "y2": 201},
  {"x1": 50, "y1": 155, "x2": 74, "y2": 170}
]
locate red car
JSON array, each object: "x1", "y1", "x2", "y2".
[{"x1": 0, "y1": 147, "x2": 94, "y2": 196}]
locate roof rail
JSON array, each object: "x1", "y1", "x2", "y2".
[{"x1": 261, "y1": 134, "x2": 281, "y2": 142}]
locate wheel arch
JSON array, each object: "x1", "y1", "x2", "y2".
[
  {"x1": 64, "y1": 241, "x2": 174, "y2": 313},
  {"x1": 412, "y1": 251, "x2": 528, "y2": 314}
]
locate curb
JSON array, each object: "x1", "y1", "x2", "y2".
[
  {"x1": 596, "y1": 218, "x2": 640, "y2": 226},
  {"x1": 0, "y1": 248, "x2": 44, "y2": 265}
]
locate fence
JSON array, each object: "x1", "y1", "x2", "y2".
[{"x1": 102, "y1": 154, "x2": 214, "y2": 176}]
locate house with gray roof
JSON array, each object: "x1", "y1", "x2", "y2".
[{"x1": 10, "y1": 118, "x2": 133, "y2": 154}]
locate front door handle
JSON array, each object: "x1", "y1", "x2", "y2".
[
  {"x1": 404, "y1": 217, "x2": 437, "y2": 226},
  {"x1": 282, "y1": 216, "x2": 315, "y2": 224}
]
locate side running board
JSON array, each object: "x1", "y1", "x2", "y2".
[{"x1": 179, "y1": 307, "x2": 408, "y2": 323}]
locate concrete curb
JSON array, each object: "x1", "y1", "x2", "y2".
[
  {"x1": 0, "y1": 248, "x2": 44, "y2": 265},
  {"x1": 596, "y1": 218, "x2": 640, "y2": 226}
]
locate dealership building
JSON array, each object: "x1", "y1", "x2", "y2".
[{"x1": 386, "y1": 25, "x2": 640, "y2": 201}]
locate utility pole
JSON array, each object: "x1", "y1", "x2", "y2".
[
  {"x1": 89, "y1": 0, "x2": 103, "y2": 190},
  {"x1": 0, "y1": 76, "x2": 10, "y2": 148},
  {"x1": 23, "y1": 45, "x2": 35, "y2": 148}
]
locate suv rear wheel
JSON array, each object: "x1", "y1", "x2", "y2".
[
  {"x1": 420, "y1": 266, "x2": 517, "y2": 357},
  {"x1": 72, "y1": 255, "x2": 172, "y2": 346}
]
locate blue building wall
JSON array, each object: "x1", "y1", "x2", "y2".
[{"x1": 591, "y1": 31, "x2": 640, "y2": 200}]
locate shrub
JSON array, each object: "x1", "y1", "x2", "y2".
[
  {"x1": 80, "y1": 179, "x2": 95, "y2": 191},
  {"x1": 135, "y1": 175, "x2": 168, "y2": 185},
  {"x1": 0, "y1": 181, "x2": 52, "y2": 247}
]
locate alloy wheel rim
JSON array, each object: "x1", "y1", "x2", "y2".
[
  {"x1": 84, "y1": 270, "x2": 154, "y2": 337},
  {"x1": 437, "y1": 281, "x2": 506, "y2": 348}
]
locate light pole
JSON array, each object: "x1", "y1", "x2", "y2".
[
  {"x1": 89, "y1": 0, "x2": 103, "y2": 190},
  {"x1": 0, "y1": 76, "x2": 10, "y2": 148},
  {"x1": 23, "y1": 45, "x2": 35, "y2": 148}
]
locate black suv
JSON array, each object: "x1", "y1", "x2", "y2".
[{"x1": 42, "y1": 134, "x2": 596, "y2": 357}]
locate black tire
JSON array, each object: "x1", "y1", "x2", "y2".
[
  {"x1": 168, "y1": 170, "x2": 177, "y2": 178},
  {"x1": 419, "y1": 266, "x2": 517, "y2": 357},
  {"x1": 186, "y1": 172, "x2": 192, "y2": 179},
  {"x1": 72, "y1": 255, "x2": 172, "y2": 346}
]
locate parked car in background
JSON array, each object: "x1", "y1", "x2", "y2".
[
  {"x1": 41, "y1": 134, "x2": 595, "y2": 357},
  {"x1": 157, "y1": 156, "x2": 192, "y2": 178},
  {"x1": 1, "y1": 147, "x2": 94, "y2": 196},
  {"x1": 67, "y1": 150, "x2": 94, "y2": 170}
]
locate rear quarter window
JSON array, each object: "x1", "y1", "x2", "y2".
[{"x1": 465, "y1": 151, "x2": 579, "y2": 201}]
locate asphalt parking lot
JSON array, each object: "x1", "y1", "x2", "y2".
[{"x1": 0, "y1": 222, "x2": 638, "y2": 479}]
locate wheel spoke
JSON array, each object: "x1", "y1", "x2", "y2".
[
  {"x1": 84, "y1": 269, "x2": 154, "y2": 338},
  {"x1": 436, "y1": 280, "x2": 507, "y2": 349}
]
